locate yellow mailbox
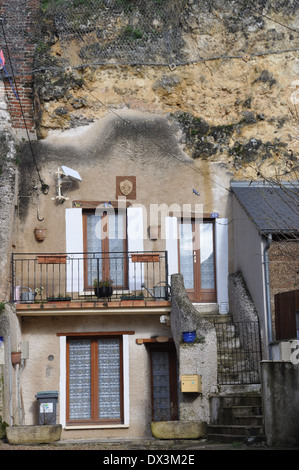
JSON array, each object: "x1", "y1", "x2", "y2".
[{"x1": 181, "y1": 374, "x2": 202, "y2": 393}]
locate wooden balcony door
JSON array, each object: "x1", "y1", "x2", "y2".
[
  {"x1": 83, "y1": 209, "x2": 127, "y2": 289},
  {"x1": 178, "y1": 220, "x2": 216, "y2": 303}
]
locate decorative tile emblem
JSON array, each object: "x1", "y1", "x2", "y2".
[{"x1": 120, "y1": 179, "x2": 133, "y2": 196}]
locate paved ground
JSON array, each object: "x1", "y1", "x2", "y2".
[{"x1": 0, "y1": 437, "x2": 297, "y2": 452}]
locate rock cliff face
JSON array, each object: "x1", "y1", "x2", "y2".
[{"x1": 33, "y1": 0, "x2": 299, "y2": 181}]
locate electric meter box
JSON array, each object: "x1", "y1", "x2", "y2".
[
  {"x1": 36, "y1": 391, "x2": 58, "y2": 425},
  {"x1": 181, "y1": 375, "x2": 202, "y2": 393}
]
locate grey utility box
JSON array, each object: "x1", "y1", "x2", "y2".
[{"x1": 36, "y1": 391, "x2": 58, "y2": 425}]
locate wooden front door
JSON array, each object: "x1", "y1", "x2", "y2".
[{"x1": 149, "y1": 343, "x2": 178, "y2": 422}]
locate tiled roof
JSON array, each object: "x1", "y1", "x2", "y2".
[{"x1": 231, "y1": 181, "x2": 299, "y2": 235}]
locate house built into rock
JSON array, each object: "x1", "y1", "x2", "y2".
[{"x1": 0, "y1": 0, "x2": 299, "y2": 446}]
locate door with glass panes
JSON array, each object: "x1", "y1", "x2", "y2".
[
  {"x1": 178, "y1": 219, "x2": 216, "y2": 303},
  {"x1": 149, "y1": 343, "x2": 178, "y2": 422},
  {"x1": 83, "y1": 209, "x2": 127, "y2": 290}
]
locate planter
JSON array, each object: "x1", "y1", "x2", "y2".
[
  {"x1": 95, "y1": 286, "x2": 113, "y2": 298},
  {"x1": 37, "y1": 255, "x2": 67, "y2": 264},
  {"x1": 34, "y1": 228, "x2": 47, "y2": 242},
  {"x1": 47, "y1": 296, "x2": 72, "y2": 302},
  {"x1": 131, "y1": 253, "x2": 160, "y2": 263},
  {"x1": 182, "y1": 331, "x2": 196, "y2": 343},
  {"x1": 11, "y1": 351, "x2": 22, "y2": 365},
  {"x1": 151, "y1": 421, "x2": 207, "y2": 440},
  {"x1": 6, "y1": 425, "x2": 62, "y2": 445}
]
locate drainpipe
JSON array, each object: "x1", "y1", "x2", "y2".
[
  {"x1": 8, "y1": 335, "x2": 12, "y2": 426},
  {"x1": 263, "y1": 233, "x2": 273, "y2": 360}
]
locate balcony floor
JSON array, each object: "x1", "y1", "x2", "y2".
[{"x1": 15, "y1": 298, "x2": 172, "y2": 316}]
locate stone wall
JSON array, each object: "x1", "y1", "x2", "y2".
[
  {"x1": 0, "y1": 76, "x2": 21, "y2": 429},
  {"x1": 228, "y1": 271, "x2": 259, "y2": 324},
  {"x1": 170, "y1": 274, "x2": 217, "y2": 423},
  {"x1": 261, "y1": 361, "x2": 299, "y2": 447},
  {"x1": 0, "y1": 79, "x2": 17, "y2": 301}
]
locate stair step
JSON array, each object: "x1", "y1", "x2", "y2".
[
  {"x1": 232, "y1": 416, "x2": 263, "y2": 426},
  {"x1": 207, "y1": 424, "x2": 264, "y2": 437},
  {"x1": 207, "y1": 432, "x2": 266, "y2": 444},
  {"x1": 219, "y1": 394, "x2": 262, "y2": 406},
  {"x1": 217, "y1": 373, "x2": 260, "y2": 384},
  {"x1": 208, "y1": 392, "x2": 265, "y2": 444},
  {"x1": 223, "y1": 405, "x2": 263, "y2": 417}
]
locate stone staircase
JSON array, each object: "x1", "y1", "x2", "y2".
[
  {"x1": 203, "y1": 313, "x2": 265, "y2": 444},
  {"x1": 207, "y1": 391, "x2": 265, "y2": 444}
]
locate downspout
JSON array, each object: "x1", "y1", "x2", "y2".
[{"x1": 263, "y1": 233, "x2": 273, "y2": 360}]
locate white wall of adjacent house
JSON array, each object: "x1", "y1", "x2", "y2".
[{"x1": 232, "y1": 198, "x2": 267, "y2": 347}]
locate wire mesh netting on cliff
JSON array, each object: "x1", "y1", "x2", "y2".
[
  {"x1": 42, "y1": 0, "x2": 188, "y2": 67},
  {"x1": 1, "y1": 0, "x2": 299, "y2": 75}
]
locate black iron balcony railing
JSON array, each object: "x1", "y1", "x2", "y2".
[{"x1": 12, "y1": 251, "x2": 169, "y2": 303}]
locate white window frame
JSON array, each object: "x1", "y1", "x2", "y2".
[{"x1": 59, "y1": 334, "x2": 130, "y2": 429}]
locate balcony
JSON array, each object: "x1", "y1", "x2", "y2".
[{"x1": 12, "y1": 251, "x2": 171, "y2": 313}]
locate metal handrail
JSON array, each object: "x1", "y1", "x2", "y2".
[
  {"x1": 11, "y1": 251, "x2": 169, "y2": 303},
  {"x1": 214, "y1": 320, "x2": 262, "y2": 385}
]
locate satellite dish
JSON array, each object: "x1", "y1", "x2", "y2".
[{"x1": 61, "y1": 165, "x2": 82, "y2": 181}]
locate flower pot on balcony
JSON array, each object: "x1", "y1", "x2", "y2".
[
  {"x1": 95, "y1": 286, "x2": 113, "y2": 298},
  {"x1": 11, "y1": 351, "x2": 22, "y2": 365},
  {"x1": 34, "y1": 228, "x2": 47, "y2": 242},
  {"x1": 93, "y1": 279, "x2": 114, "y2": 299}
]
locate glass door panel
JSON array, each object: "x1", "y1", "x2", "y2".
[
  {"x1": 86, "y1": 214, "x2": 102, "y2": 286},
  {"x1": 179, "y1": 223, "x2": 194, "y2": 290},
  {"x1": 68, "y1": 339, "x2": 91, "y2": 420},
  {"x1": 152, "y1": 350, "x2": 171, "y2": 421},
  {"x1": 178, "y1": 220, "x2": 216, "y2": 303},
  {"x1": 98, "y1": 339, "x2": 121, "y2": 420},
  {"x1": 108, "y1": 213, "x2": 125, "y2": 286},
  {"x1": 200, "y1": 223, "x2": 215, "y2": 290},
  {"x1": 84, "y1": 211, "x2": 127, "y2": 289}
]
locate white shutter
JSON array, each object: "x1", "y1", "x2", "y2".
[
  {"x1": 65, "y1": 208, "x2": 84, "y2": 293},
  {"x1": 127, "y1": 206, "x2": 144, "y2": 290},
  {"x1": 215, "y1": 218, "x2": 229, "y2": 314},
  {"x1": 165, "y1": 216, "x2": 178, "y2": 287}
]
